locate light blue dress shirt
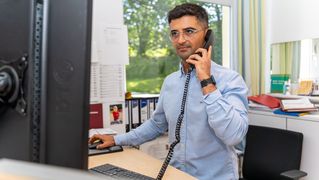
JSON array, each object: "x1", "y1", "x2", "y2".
[{"x1": 115, "y1": 61, "x2": 249, "y2": 180}]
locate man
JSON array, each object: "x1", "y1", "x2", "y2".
[{"x1": 89, "y1": 3, "x2": 248, "y2": 180}]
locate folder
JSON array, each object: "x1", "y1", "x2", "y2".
[
  {"x1": 89, "y1": 103, "x2": 103, "y2": 129},
  {"x1": 131, "y1": 99, "x2": 140, "y2": 129},
  {"x1": 273, "y1": 109, "x2": 307, "y2": 116},
  {"x1": 148, "y1": 98, "x2": 155, "y2": 118},
  {"x1": 140, "y1": 99, "x2": 148, "y2": 123},
  {"x1": 248, "y1": 94, "x2": 281, "y2": 109},
  {"x1": 125, "y1": 101, "x2": 131, "y2": 132}
]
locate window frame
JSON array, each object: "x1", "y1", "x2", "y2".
[{"x1": 200, "y1": 0, "x2": 238, "y2": 71}]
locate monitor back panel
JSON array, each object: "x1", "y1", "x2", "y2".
[
  {"x1": 41, "y1": 0, "x2": 92, "y2": 169},
  {"x1": 0, "y1": 0, "x2": 34, "y2": 161}
]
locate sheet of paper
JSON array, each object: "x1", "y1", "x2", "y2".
[
  {"x1": 89, "y1": 128, "x2": 118, "y2": 138},
  {"x1": 96, "y1": 24, "x2": 129, "y2": 65},
  {"x1": 90, "y1": 63, "x2": 101, "y2": 102},
  {"x1": 99, "y1": 65, "x2": 125, "y2": 102}
]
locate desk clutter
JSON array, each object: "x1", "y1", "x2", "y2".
[
  {"x1": 88, "y1": 94, "x2": 159, "y2": 143},
  {"x1": 248, "y1": 94, "x2": 319, "y2": 116},
  {"x1": 271, "y1": 74, "x2": 319, "y2": 96}
]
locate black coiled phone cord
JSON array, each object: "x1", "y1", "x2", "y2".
[{"x1": 156, "y1": 69, "x2": 192, "y2": 180}]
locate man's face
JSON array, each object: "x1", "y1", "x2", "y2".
[{"x1": 169, "y1": 16, "x2": 206, "y2": 61}]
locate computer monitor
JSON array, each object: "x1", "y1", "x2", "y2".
[{"x1": 0, "y1": 0, "x2": 92, "y2": 170}]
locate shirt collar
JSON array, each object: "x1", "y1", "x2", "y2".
[{"x1": 179, "y1": 61, "x2": 196, "y2": 77}]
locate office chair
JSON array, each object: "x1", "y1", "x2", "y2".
[{"x1": 240, "y1": 125, "x2": 307, "y2": 180}]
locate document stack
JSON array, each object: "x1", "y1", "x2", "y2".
[
  {"x1": 248, "y1": 94, "x2": 281, "y2": 111},
  {"x1": 280, "y1": 98, "x2": 318, "y2": 112}
]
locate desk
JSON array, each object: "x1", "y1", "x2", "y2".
[{"x1": 89, "y1": 147, "x2": 196, "y2": 180}]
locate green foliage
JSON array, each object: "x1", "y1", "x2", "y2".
[
  {"x1": 124, "y1": 0, "x2": 224, "y2": 93},
  {"x1": 126, "y1": 55, "x2": 180, "y2": 94},
  {"x1": 127, "y1": 77, "x2": 164, "y2": 94}
]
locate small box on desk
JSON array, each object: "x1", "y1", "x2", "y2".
[{"x1": 271, "y1": 74, "x2": 290, "y2": 93}]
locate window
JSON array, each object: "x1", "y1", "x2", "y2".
[
  {"x1": 124, "y1": 0, "x2": 231, "y2": 93},
  {"x1": 271, "y1": 38, "x2": 319, "y2": 84},
  {"x1": 300, "y1": 38, "x2": 319, "y2": 80}
]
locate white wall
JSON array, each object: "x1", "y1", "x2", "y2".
[
  {"x1": 269, "y1": 0, "x2": 319, "y2": 44},
  {"x1": 264, "y1": 0, "x2": 319, "y2": 92},
  {"x1": 90, "y1": 0, "x2": 127, "y2": 134},
  {"x1": 92, "y1": 0, "x2": 123, "y2": 25},
  {"x1": 91, "y1": 0, "x2": 124, "y2": 61}
]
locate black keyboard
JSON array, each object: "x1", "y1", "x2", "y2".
[{"x1": 90, "y1": 163, "x2": 155, "y2": 180}]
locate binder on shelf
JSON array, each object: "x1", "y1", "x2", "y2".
[
  {"x1": 89, "y1": 103, "x2": 103, "y2": 129},
  {"x1": 125, "y1": 101, "x2": 131, "y2": 132},
  {"x1": 148, "y1": 98, "x2": 155, "y2": 118},
  {"x1": 131, "y1": 99, "x2": 140, "y2": 129},
  {"x1": 140, "y1": 99, "x2": 148, "y2": 123},
  {"x1": 124, "y1": 95, "x2": 159, "y2": 132},
  {"x1": 155, "y1": 98, "x2": 159, "y2": 109}
]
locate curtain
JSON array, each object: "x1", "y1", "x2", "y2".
[
  {"x1": 237, "y1": 0, "x2": 266, "y2": 96},
  {"x1": 237, "y1": 0, "x2": 243, "y2": 76},
  {"x1": 271, "y1": 41, "x2": 300, "y2": 83},
  {"x1": 249, "y1": 0, "x2": 266, "y2": 95}
]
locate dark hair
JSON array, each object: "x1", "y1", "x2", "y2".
[{"x1": 168, "y1": 3, "x2": 208, "y2": 28}]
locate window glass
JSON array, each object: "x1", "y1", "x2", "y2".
[{"x1": 124, "y1": 0, "x2": 230, "y2": 93}]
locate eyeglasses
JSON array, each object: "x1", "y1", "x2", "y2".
[{"x1": 169, "y1": 28, "x2": 204, "y2": 42}]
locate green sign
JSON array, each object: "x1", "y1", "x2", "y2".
[{"x1": 271, "y1": 74, "x2": 290, "y2": 93}]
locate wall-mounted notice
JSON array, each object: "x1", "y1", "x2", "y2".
[{"x1": 95, "y1": 24, "x2": 129, "y2": 65}]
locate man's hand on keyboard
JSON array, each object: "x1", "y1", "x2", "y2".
[{"x1": 88, "y1": 134, "x2": 115, "y2": 149}]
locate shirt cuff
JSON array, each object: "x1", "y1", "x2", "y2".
[
  {"x1": 202, "y1": 89, "x2": 222, "y2": 105},
  {"x1": 114, "y1": 134, "x2": 127, "y2": 146}
]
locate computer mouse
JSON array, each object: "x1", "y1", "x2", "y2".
[{"x1": 89, "y1": 140, "x2": 103, "y2": 149}]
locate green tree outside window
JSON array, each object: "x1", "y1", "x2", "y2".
[{"x1": 124, "y1": 0, "x2": 225, "y2": 93}]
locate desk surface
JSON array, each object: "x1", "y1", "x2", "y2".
[{"x1": 89, "y1": 147, "x2": 196, "y2": 180}]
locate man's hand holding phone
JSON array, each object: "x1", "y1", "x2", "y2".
[
  {"x1": 186, "y1": 45, "x2": 212, "y2": 81},
  {"x1": 88, "y1": 134, "x2": 115, "y2": 149},
  {"x1": 186, "y1": 45, "x2": 216, "y2": 94}
]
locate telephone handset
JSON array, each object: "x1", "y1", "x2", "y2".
[
  {"x1": 190, "y1": 29, "x2": 213, "y2": 69},
  {"x1": 200, "y1": 29, "x2": 214, "y2": 54}
]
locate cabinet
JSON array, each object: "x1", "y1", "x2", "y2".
[
  {"x1": 248, "y1": 110, "x2": 319, "y2": 179},
  {"x1": 287, "y1": 118, "x2": 319, "y2": 180},
  {"x1": 248, "y1": 111, "x2": 286, "y2": 129}
]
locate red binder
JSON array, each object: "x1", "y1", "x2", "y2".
[
  {"x1": 90, "y1": 103, "x2": 103, "y2": 129},
  {"x1": 248, "y1": 94, "x2": 281, "y2": 109}
]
